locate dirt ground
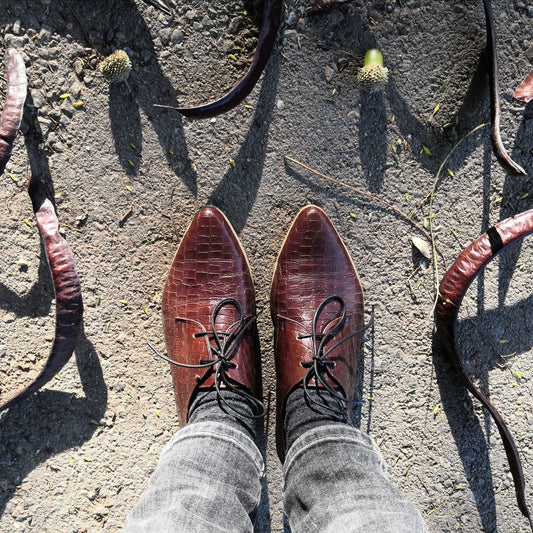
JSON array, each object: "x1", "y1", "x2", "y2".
[{"x1": 0, "y1": 0, "x2": 532, "y2": 531}]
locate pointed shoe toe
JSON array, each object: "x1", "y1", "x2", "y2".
[
  {"x1": 271, "y1": 205, "x2": 364, "y2": 461},
  {"x1": 162, "y1": 207, "x2": 259, "y2": 427}
]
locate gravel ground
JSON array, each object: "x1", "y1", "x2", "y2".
[{"x1": 0, "y1": 0, "x2": 532, "y2": 531}]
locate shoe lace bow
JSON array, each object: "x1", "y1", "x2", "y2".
[
  {"x1": 299, "y1": 295, "x2": 366, "y2": 417},
  {"x1": 149, "y1": 297, "x2": 265, "y2": 419}
]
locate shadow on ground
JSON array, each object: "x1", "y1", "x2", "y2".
[{"x1": 0, "y1": 329, "x2": 107, "y2": 520}]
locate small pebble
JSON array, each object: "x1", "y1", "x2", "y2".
[{"x1": 324, "y1": 65, "x2": 335, "y2": 82}]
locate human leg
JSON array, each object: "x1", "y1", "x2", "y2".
[
  {"x1": 271, "y1": 205, "x2": 427, "y2": 533},
  {"x1": 124, "y1": 207, "x2": 265, "y2": 533}
]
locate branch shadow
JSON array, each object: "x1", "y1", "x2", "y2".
[
  {"x1": 434, "y1": 272, "x2": 533, "y2": 532},
  {"x1": 0, "y1": 59, "x2": 108, "y2": 522},
  {"x1": 433, "y1": 333, "x2": 499, "y2": 532},
  {"x1": 0, "y1": 329, "x2": 108, "y2": 519}
]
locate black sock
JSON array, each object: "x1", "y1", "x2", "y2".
[
  {"x1": 283, "y1": 388, "x2": 347, "y2": 452},
  {"x1": 188, "y1": 389, "x2": 261, "y2": 441}
]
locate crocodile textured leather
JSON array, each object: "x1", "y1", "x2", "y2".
[
  {"x1": 271, "y1": 205, "x2": 364, "y2": 460},
  {"x1": 162, "y1": 207, "x2": 258, "y2": 427}
]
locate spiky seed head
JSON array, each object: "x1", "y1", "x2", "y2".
[
  {"x1": 357, "y1": 64, "x2": 389, "y2": 92},
  {"x1": 357, "y1": 49, "x2": 388, "y2": 92},
  {"x1": 99, "y1": 50, "x2": 132, "y2": 84}
]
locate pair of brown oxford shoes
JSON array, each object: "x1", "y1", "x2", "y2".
[{"x1": 160, "y1": 205, "x2": 364, "y2": 460}]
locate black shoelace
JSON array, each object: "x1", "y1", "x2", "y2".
[
  {"x1": 148, "y1": 297, "x2": 265, "y2": 420},
  {"x1": 299, "y1": 295, "x2": 369, "y2": 417}
]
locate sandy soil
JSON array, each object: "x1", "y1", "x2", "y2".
[{"x1": 0, "y1": 0, "x2": 532, "y2": 531}]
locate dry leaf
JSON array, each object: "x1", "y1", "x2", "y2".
[
  {"x1": 411, "y1": 236, "x2": 431, "y2": 259},
  {"x1": 513, "y1": 68, "x2": 533, "y2": 103}
]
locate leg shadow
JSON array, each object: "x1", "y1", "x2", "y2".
[{"x1": 207, "y1": 49, "x2": 282, "y2": 233}]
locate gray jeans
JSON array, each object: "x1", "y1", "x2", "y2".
[{"x1": 123, "y1": 421, "x2": 428, "y2": 533}]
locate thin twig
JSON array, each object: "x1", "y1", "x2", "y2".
[
  {"x1": 283, "y1": 155, "x2": 448, "y2": 269},
  {"x1": 427, "y1": 122, "x2": 489, "y2": 317}
]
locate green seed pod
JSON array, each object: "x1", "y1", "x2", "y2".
[
  {"x1": 357, "y1": 49, "x2": 388, "y2": 92},
  {"x1": 99, "y1": 50, "x2": 132, "y2": 84}
]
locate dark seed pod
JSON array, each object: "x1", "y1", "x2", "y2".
[
  {"x1": 436, "y1": 209, "x2": 533, "y2": 528},
  {"x1": 0, "y1": 180, "x2": 84, "y2": 412},
  {"x1": 0, "y1": 48, "x2": 27, "y2": 174},
  {"x1": 155, "y1": 0, "x2": 283, "y2": 118}
]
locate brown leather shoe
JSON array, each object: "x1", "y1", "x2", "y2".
[
  {"x1": 270, "y1": 205, "x2": 364, "y2": 461},
  {"x1": 161, "y1": 206, "x2": 261, "y2": 427}
]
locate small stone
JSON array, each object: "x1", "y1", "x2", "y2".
[
  {"x1": 69, "y1": 81, "x2": 83, "y2": 98},
  {"x1": 228, "y1": 16, "x2": 243, "y2": 34},
  {"x1": 39, "y1": 25, "x2": 52, "y2": 42},
  {"x1": 37, "y1": 117, "x2": 52, "y2": 132},
  {"x1": 336, "y1": 57, "x2": 350, "y2": 71},
  {"x1": 30, "y1": 89, "x2": 46, "y2": 109},
  {"x1": 3, "y1": 312, "x2": 16, "y2": 324},
  {"x1": 75, "y1": 214, "x2": 88, "y2": 227},
  {"x1": 48, "y1": 108, "x2": 61, "y2": 121},
  {"x1": 12, "y1": 20, "x2": 21, "y2": 35},
  {"x1": 159, "y1": 27, "x2": 172, "y2": 45},
  {"x1": 324, "y1": 65, "x2": 335, "y2": 82},
  {"x1": 17, "y1": 258, "x2": 29, "y2": 271},
  {"x1": 73, "y1": 59, "x2": 84, "y2": 78},
  {"x1": 61, "y1": 100, "x2": 76, "y2": 118},
  {"x1": 4, "y1": 35, "x2": 25, "y2": 49},
  {"x1": 170, "y1": 28, "x2": 183, "y2": 44},
  {"x1": 285, "y1": 11, "x2": 296, "y2": 25}
]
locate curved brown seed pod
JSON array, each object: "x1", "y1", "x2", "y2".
[
  {"x1": 0, "y1": 48, "x2": 27, "y2": 175},
  {"x1": 155, "y1": 0, "x2": 282, "y2": 119},
  {"x1": 482, "y1": 0, "x2": 526, "y2": 176},
  {"x1": 140, "y1": 0, "x2": 172, "y2": 16},
  {"x1": 0, "y1": 180, "x2": 83, "y2": 412},
  {"x1": 435, "y1": 209, "x2": 533, "y2": 528}
]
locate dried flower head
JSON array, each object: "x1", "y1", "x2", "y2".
[
  {"x1": 99, "y1": 50, "x2": 132, "y2": 84},
  {"x1": 357, "y1": 49, "x2": 388, "y2": 92}
]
